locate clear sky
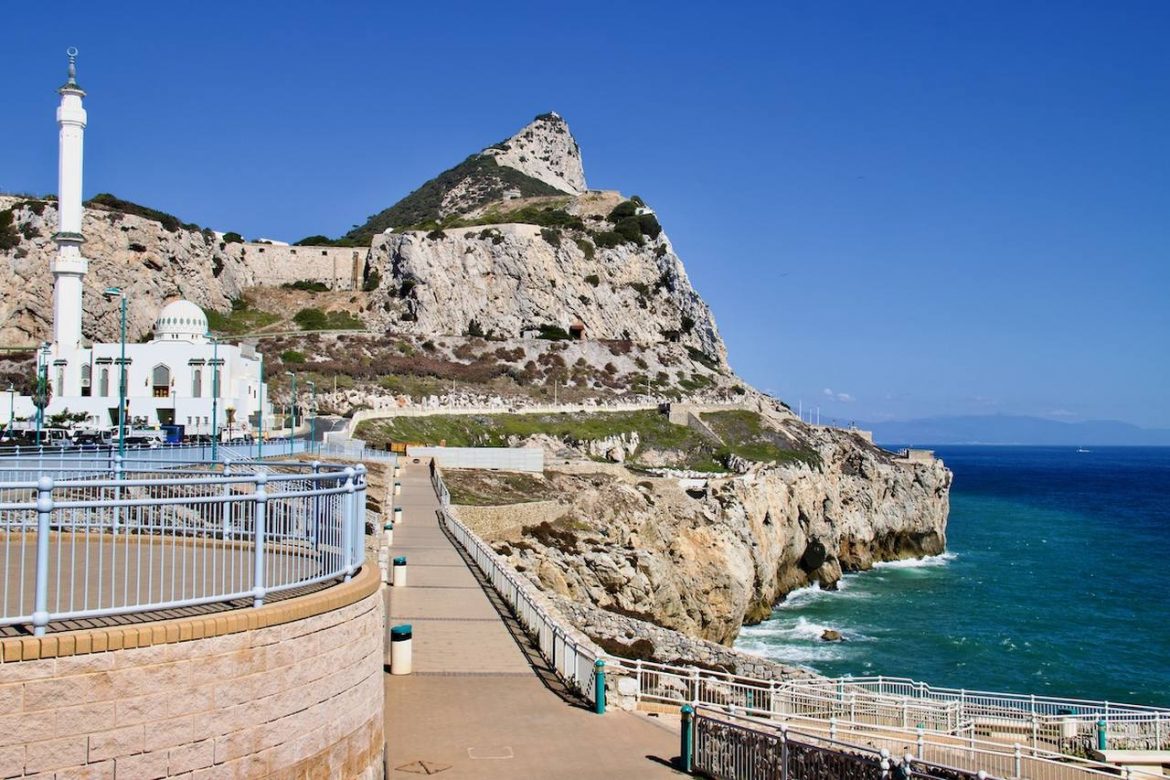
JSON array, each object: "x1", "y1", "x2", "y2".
[{"x1": 4, "y1": 1, "x2": 1168, "y2": 427}]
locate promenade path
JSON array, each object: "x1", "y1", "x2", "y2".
[{"x1": 383, "y1": 462, "x2": 681, "y2": 778}]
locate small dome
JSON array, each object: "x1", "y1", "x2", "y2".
[{"x1": 153, "y1": 300, "x2": 208, "y2": 342}]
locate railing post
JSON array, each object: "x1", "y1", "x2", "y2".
[
  {"x1": 1013, "y1": 743, "x2": 1022, "y2": 779},
  {"x1": 593, "y1": 659, "x2": 606, "y2": 714},
  {"x1": 903, "y1": 754, "x2": 915, "y2": 778},
  {"x1": 309, "y1": 461, "x2": 320, "y2": 548},
  {"x1": 252, "y1": 472, "x2": 267, "y2": 608},
  {"x1": 32, "y1": 476, "x2": 53, "y2": 636},
  {"x1": 879, "y1": 748, "x2": 890, "y2": 779},
  {"x1": 680, "y1": 705, "x2": 694, "y2": 773},
  {"x1": 222, "y1": 459, "x2": 233, "y2": 538},
  {"x1": 1097, "y1": 717, "x2": 1108, "y2": 751},
  {"x1": 342, "y1": 467, "x2": 356, "y2": 579},
  {"x1": 354, "y1": 464, "x2": 367, "y2": 565},
  {"x1": 111, "y1": 453, "x2": 123, "y2": 535},
  {"x1": 916, "y1": 724, "x2": 924, "y2": 759}
]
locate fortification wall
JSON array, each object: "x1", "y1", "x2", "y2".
[
  {"x1": 236, "y1": 243, "x2": 366, "y2": 291},
  {"x1": 0, "y1": 566, "x2": 384, "y2": 779}
]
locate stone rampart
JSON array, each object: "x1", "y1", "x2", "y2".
[
  {"x1": 0, "y1": 565, "x2": 384, "y2": 779},
  {"x1": 453, "y1": 500, "x2": 565, "y2": 540},
  {"x1": 236, "y1": 243, "x2": 366, "y2": 291}
]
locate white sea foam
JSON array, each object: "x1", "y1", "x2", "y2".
[{"x1": 872, "y1": 551, "x2": 958, "y2": 570}]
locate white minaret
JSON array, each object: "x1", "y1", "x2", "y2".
[{"x1": 51, "y1": 47, "x2": 89, "y2": 378}]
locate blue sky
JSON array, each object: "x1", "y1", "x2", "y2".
[{"x1": 4, "y1": 1, "x2": 1168, "y2": 426}]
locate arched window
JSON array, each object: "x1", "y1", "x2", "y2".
[
  {"x1": 152, "y1": 364, "x2": 172, "y2": 398},
  {"x1": 192, "y1": 368, "x2": 202, "y2": 398},
  {"x1": 80, "y1": 364, "x2": 92, "y2": 397},
  {"x1": 99, "y1": 368, "x2": 109, "y2": 397}
]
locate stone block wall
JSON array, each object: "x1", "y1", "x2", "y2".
[
  {"x1": 0, "y1": 569, "x2": 384, "y2": 779},
  {"x1": 236, "y1": 243, "x2": 366, "y2": 291}
]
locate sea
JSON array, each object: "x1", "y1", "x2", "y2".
[{"x1": 735, "y1": 445, "x2": 1170, "y2": 707}]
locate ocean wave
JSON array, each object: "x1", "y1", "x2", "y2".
[
  {"x1": 740, "y1": 616, "x2": 867, "y2": 643},
  {"x1": 872, "y1": 551, "x2": 958, "y2": 570},
  {"x1": 736, "y1": 637, "x2": 850, "y2": 666}
]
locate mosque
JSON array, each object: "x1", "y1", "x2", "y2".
[{"x1": 9, "y1": 52, "x2": 270, "y2": 439}]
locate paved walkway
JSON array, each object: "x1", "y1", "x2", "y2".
[{"x1": 384, "y1": 462, "x2": 681, "y2": 778}]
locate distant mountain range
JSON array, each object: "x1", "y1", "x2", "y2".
[{"x1": 860, "y1": 415, "x2": 1170, "y2": 447}]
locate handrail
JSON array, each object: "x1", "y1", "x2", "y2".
[
  {"x1": 426, "y1": 464, "x2": 1170, "y2": 773},
  {"x1": 0, "y1": 458, "x2": 366, "y2": 635}
]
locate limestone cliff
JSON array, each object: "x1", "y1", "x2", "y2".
[
  {"x1": 461, "y1": 407, "x2": 951, "y2": 645},
  {"x1": 365, "y1": 218, "x2": 726, "y2": 363},
  {"x1": 481, "y1": 113, "x2": 586, "y2": 194},
  {"x1": 0, "y1": 195, "x2": 254, "y2": 344}
]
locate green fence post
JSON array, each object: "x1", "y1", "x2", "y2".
[
  {"x1": 680, "y1": 704, "x2": 695, "y2": 773},
  {"x1": 593, "y1": 659, "x2": 606, "y2": 714},
  {"x1": 1097, "y1": 717, "x2": 1107, "y2": 751}
]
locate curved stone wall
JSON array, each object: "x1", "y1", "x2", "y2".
[{"x1": 0, "y1": 565, "x2": 383, "y2": 779}]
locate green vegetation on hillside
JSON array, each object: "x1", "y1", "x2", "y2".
[
  {"x1": 359, "y1": 409, "x2": 819, "y2": 471},
  {"x1": 702, "y1": 410, "x2": 821, "y2": 468},
  {"x1": 345, "y1": 154, "x2": 565, "y2": 241},
  {"x1": 206, "y1": 297, "x2": 280, "y2": 335},
  {"x1": 0, "y1": 208, "x2": 19, "y2": 250},
  {"x1": 85, "y1": 193, "x2": 201, "y2": 233},
  {"x1": 293, "y1": 308, "x2": 364, "y2": 331}
]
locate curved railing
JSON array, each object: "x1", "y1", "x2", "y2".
[
  {"x1": 0, "y1": 457, "x2": 365, "y2": 635},
  {"x1": 427, "y1": 463, "x2": 1170, "y2": 777}
]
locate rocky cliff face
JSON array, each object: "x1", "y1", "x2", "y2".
[
  {"x1": 481, "y1": 113, "x2": 586, "y2": 194},
  {"x1": 471, "y1": 413, "x2": 951, "y2": 645},
  {"x1": 0, "y1": 196, "x2": 255, "y2": 344},
  {"x1": 366, "y1": 218, "x2": 726, "y2": 362}
]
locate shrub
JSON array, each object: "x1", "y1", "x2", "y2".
[
  {"x1": 282, "y1": 280, "x2": 329, "y2": 292},
  {"x1": 280, "y1": 349, "x2": 306, "y2": 364},
  {"x1": 294, "y1": 235, "x2": 331, "y2": 246},
  {"x1": 422, "y1": 340, "x2": 436, "y2": 351},
  {"x1": 584, "y1": 274, "x2": 600, "y2": 287},
  {"x1": 609, "y1": 200, "x2": 639, "y2": 221},
  {"x1": 466, "y1": 320, "x2": 485, "y2": 338},
  {"x1": 593, "y1": 231, "x2": 624, "y2": 249},
  {"x1": 575, "y1": 237, "x2": 595, "y2": 260},
  {"x1": 540, "y1": 228, "x2": 561, "y2": 247},
  {"x1": 222, "y1": 231, "x2": 243, "y2": 244},
  {"x1": 686, "y1": 346, "x2": 720, "y2": 371},
  {"x1": 0, "y1": 209, "x2": 19, "y2": 250},
  {"x1": 425, "y1": 229, "x2": 447, "y2": 241},
  {"x1": 537, "y1": 324, "x2": 572, "y2": 341},
  {"x1": 85, "y1": 193, "x2": 191, "y2": 232},
  {"x1": 128, "y1": 242, "x2": 146, "y2": 253},
  {"x1": 363, "y1": 269, "x2": 382, "y2": 292},
  {"x1": 294, "y1": 308, "x2": 328, "y2": 330}
]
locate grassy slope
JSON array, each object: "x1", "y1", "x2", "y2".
[
  {"x1": 357, "y1": 409, "x2": 820, "y2": 471},
  {"x1": 344, "y1": 155, "x2": 566, "y2": 241}
]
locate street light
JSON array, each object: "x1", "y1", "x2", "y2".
[
  {"x1": 305, "y1": 380, "x2": 316, "y2": 454},
  {"x1": 256, "y1": 353, "x2": 264, "y2": 461},
  {"x1": 102, "y1": 287, "x2": 128, "y2": 459},
  {"x1": 284, "y1": 371, "x2": 296, "y2": 455},
  {"x1": 35, "y1": 343, "x2": 51, "y2": 446},
  {"x1": 6, "y1": 382, "x2": 14, "y2": 438}
]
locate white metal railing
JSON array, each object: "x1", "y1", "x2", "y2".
[
  {"x1": 431, "y1": 462, "x2": 601, "y2": 702},
  {"x1": 426, "y1": 466, "x2": 1170, "y2": 777},
  {"x1": 0, "y1": 456, "x2": 366, "y2": 635}
]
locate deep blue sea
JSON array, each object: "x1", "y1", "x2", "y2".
[{"x1": 735, "y1": 446, "x2": 1170, "y2": 707}]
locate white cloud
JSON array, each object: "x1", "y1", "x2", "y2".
[{"x1": 823, "y1": 387, "x2": 854, "y2": 403}]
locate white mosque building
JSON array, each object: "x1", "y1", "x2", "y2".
[{"x1": 9, "y1": 51, "x2": 270, "y2": 439}]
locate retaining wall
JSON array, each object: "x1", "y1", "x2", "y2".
[
  {"x1": 407, "y1": 446, "x2": 544, "y2": 473},
  {"x1": 237, "y1": 243, "x2": 365, "y2": 291},
  {"x1": 0, "y1": 565, "x2": 384, "y2": 779}
]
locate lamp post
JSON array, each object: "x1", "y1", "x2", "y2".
[
  {"x1": 306, "y1": 380, "x2": 316, "y2": 454},
  {"x1": 35, "y1": 343, "x2": 51, "y2": 445},
  {"x1": 284, "y1": 371, "x2": 297, "y2": 455},
  {"x1": 6, "y1": 382, "x2": 13, "y2": 438},
  {"x1": 207, "y1": 332, "x2": 220, "y2": 463},
  {"x1": 102, "y1": 287, "x2": 128, "y2": 459}
]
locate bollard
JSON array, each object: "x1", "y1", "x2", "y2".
[
  {"x1": 383, "y1": 521, "x2": 394, "y2": 547},
  {"x1": 680, "y1": 704, "x2": 695, "y2": 773},
  {"x1": 390, "y1": 624, "x2": 412, "y2": 675},
  {"x1": 394, "y1": 481, "x2": 402, "y2": 497},
  {"x1": 392, "y1": 556, "x2": 407, "y2": 587},
  {"x1": 594, "y1": 659, "x2": 606, "y2": 714},
  {"x1": 393, "y1": 506, "x2": 403, "y2": 525},
  {"x1": 1097, "y1": 717, "x2": 1108, "y2": 751}
]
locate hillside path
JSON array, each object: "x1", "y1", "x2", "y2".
[{"x1": 383, "y1": 461, "x2": 681, "y2": 778}]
